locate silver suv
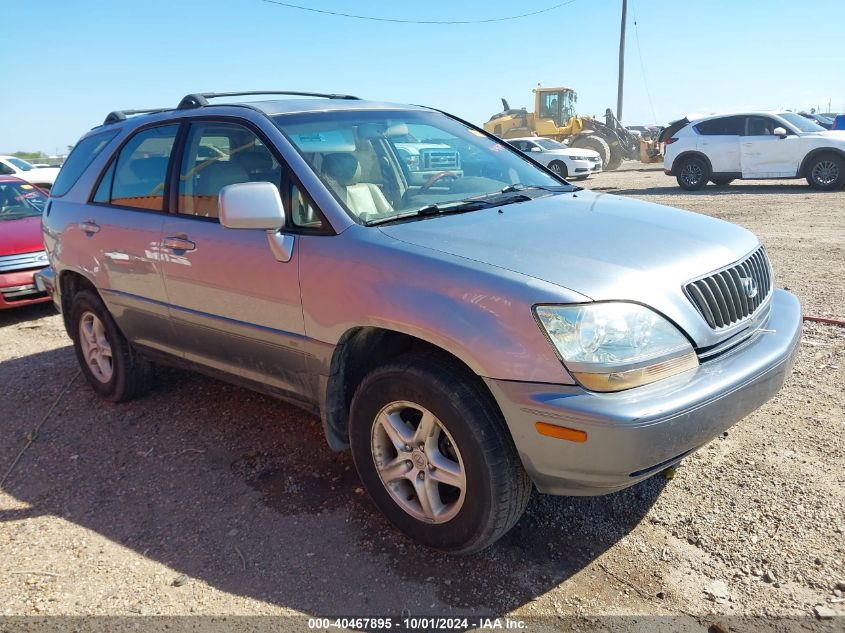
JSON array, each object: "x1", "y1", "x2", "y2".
[{"x1": 37, "y1": 91, "x2": 802, "y2": 553}]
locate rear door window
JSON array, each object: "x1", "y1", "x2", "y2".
[
  {"x1": 98, "y1": 125, "x2": 179, "y2": 211},
  {"x1": 695, "y1": 117, "x2": 743, "y2": 136}
]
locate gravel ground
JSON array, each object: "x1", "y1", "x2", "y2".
[{"x1": 0, "y1": 165, "x2": 843, "y2": 627}]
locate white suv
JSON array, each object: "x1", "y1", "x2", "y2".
[{"x1": 663, "y1": 111, "x2": 845, "y2": 191}]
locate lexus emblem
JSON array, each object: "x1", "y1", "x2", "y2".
[{"x1": 740, "y1": 276, "x2": 758, "y2": 299}]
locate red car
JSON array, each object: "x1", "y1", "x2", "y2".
[{"x1": 0, "y1": 176, "x2": 51, "y2": 309}]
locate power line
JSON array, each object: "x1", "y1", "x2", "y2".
[{"x1": 260, "y1": 0, "x2": 578, "y2": 25}]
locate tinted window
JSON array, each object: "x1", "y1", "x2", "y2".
[
  {"x1": 178, "y1": 122, "x2": 281, "y2": 219},
  {"x1": 51, "y1": 130, "x2": 117, "y2": 197},
  {"x1": 695, "y1": 117, "x2": 743, "y2": 136},
  {"x1": 109, "y1": 125, "x2": 178, "y2": 210},
  {"x1": 0, "y1": 162, "x2": 14, "y2": 176},
  {"x1": 92, "y1": 161, "x2": 115, "y2": 203}
]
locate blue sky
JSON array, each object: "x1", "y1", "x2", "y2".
[{"x1": 2, "y1": 0, "x2": 843, "y2": 154}]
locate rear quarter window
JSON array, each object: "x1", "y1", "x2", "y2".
[{"x1": 51, "y1": 130, "x2": 118, "y2": 197}]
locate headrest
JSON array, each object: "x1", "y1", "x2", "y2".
[
  {"x1": 196, "y1": 160, "x2": 248, "y2": 194},
  {"x1": 322, "y1": 153, "x2": 359, "y2": 186},
  {"x1": 237, "y1": 150, "x2": 273, "y2": 172}
]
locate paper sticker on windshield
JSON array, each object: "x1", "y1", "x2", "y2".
[{"x1": 20, "y1": 184, "x2": 34, "y2": 190}]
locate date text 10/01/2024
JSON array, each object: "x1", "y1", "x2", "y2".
[{"x1": 307, "y1": 617, "x2": 527, "y2": 630}]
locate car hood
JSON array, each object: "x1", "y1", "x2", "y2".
[
  {"x1": 547, "y1": 148, "x2": 600, "y2": 158},
  {"x1": 0, "y1": 215, "x2": 45, "y2": 257},
  {"x1": 378, "y1": 190, "x2": 759, "y2": 305}
]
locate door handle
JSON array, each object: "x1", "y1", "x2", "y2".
[
  {"x1": 81, "y1": 220, "x2": 100, "y2": 235},
  {"x1": 162, "y1": 236, "x2": 197, "y2": 252}
]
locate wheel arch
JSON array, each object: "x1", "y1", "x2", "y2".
[
  {"x1": 671, "y1": 150, "x2": 713, "y2": 174},
  {"x1": 798, "y1": 147, "x2": 845, "y2": 177},
  {"x1": 322, "y1": 326, "x2": 494, "y2": 450},
  {"x1": 57, "y1": 269, "x2": 99, "y2": 337}
]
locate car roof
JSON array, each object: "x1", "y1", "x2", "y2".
[
  {"x1": 508, "y1": 136, "x2": 556, "y2": 142},
  {"x1": 688, "y1": 110, "x2": 791, "y2": 123},
  {"x1": 0, "y1": 175, "x2": 30, "y2": 183}
]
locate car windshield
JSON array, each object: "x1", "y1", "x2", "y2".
[
  {"x1": 273, "y1": 109, "x2": 568, "y2": 224},
  {"x1": 7, "y1": 158, "x2": 34, "y2": 171},
  {"x1": 779, "y1": 113, "x2": 825, "y2": 133},
  {"x1": 535, "y1": 138, "x2": 565, "y2": 150},
  {"x1": 0, "y1": 181, "x2": 47, "y2": 220}
]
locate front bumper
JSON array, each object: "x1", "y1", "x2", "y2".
[
  {"x1": 571, "y1": 159, "x2": 603, "y2": 175},
  {"x1": 485, "y1": 289, "x2": 802, "y2": 495},
  {"x1": 33, "y1": 266, "x2": 59, "y2": 310},
  {"x1": 0, "y1": 268, "x2": 51, "y2": 309}
]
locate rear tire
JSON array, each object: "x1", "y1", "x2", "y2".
[
  {"x1": 69, "y1": 290, "x2": 152, "y2": 402},
  {"x1": 548, "y1": 160, "x2": 568, "y2": 178},
  {"x1": 348, "y1": 353, "x2": 531, "y2": 554},
  {"x1": 675, "y1": 156, "x2": 710, "y2": 190},
  {"x1": 711, "y1": 177, "x2": 734, "y2": 186},
  {"x1": 806, "y1": 153, "x2": 845, "y2": 190}
]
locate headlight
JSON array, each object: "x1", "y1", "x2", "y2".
[
  {"x1": 534, "y1": 303, "x2": 698, "y2": 392},
  {"x1": 404, "y1": 155, "x2": 420, "y2": 171},
  {"x1": 567, "y1": 155, "x2": 591, "y2": 161}
]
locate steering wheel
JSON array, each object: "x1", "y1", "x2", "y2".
[{"x1": 419, "y1": 171, "x2": 459, "y2": 192}]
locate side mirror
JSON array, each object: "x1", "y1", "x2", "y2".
[
  {"x1": 773, "y1": 127, "x2": 788, "y2": 138},
  {"x1": 530, "y1": 147, "x2": 542, "y2": 153},
  {"x1": 219, "y1": 182, "x2": 285, "y2": 230}
]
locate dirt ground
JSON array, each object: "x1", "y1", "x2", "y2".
[{"x1": 1, "y1": 165, "x2": 843, "y2": 628}]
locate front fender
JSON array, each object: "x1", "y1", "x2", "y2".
[{"x1": 298, "y1": 227, "x2": 586, "y2": 384}]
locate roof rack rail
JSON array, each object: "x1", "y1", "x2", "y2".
[
  {"x1": 177, "y1": 91, "x2": 361, "y2": 110},
  {"x1": 104, "y1": 108, "x2": 169, "y2": 125}
]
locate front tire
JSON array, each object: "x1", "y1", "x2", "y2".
[
  {"x1": 572, "y1": 135, "x2": 611, "y2": 169},
  {"x1": 548, "y1": 160, "x2": 568, "y2": 178},
  {"x1": 675, "y1": 156, "x2": 710, "y2": 190},
  {"x1": 69, "y1": 290, "x2": 151, "y2": 402},
  {"x1": 349, "y1": 354, "x2": 531, "y2": 554},
  {"x1": 806, "y1": 153, "x2": 845, "y2": 190}
]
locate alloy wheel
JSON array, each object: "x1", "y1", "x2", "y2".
[
  {"x1": 370, "y1": 400, "x2": 466, "y2": 524},
  {"x1": 78, "y1": 311, "x2": 113, "y2": 383},
  {"x1": 812, "y1": 160, "x2": 839, "y2": 186},
  {"x1": 681, "y1": 162, "x2": 704, "y2": 187}
]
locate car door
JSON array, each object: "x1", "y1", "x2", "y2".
[
  {"x1": 695, "y1": 116, "x2": 743, "y2": 173},
  {"x1": 740, "y1": 116, "x2": 802, "y2": 178},
  {"x1": 159, "y1": 119, "x2": 309, "y2": 399},
  {"x1": 84, "y1": 123, "x2": 179, "y2": 355}
]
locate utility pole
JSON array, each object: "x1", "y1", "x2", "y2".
[{"x1": 617, "y1": 0, "x2": 627, "y2": 122}]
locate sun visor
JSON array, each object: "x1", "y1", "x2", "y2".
[
  {"x1": 287, "y1": 126, "x2": 356, "y2": 152},
  {"x1": 357, "y1": 121, "x2": 410, "y2": 139}
]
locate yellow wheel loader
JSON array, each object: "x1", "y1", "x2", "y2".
[{"x1": 484, "y1": 86, "x2": 660, "y2": 170}]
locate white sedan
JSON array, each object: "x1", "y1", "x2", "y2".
[
  {"x1": 0, "y1": 156, "x2": 60, "y2": 191},
  {"x1": 507, "y1": 137, "x2": 603, "y2": 180}
]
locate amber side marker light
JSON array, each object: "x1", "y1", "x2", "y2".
[{"x1": 535, "y1": 421, "x2": 587, "y2": 443}]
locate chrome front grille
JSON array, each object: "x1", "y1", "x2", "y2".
[
  {"x1": 420, "y1": 149, "x2": 460, "y2": 170},
  {"x1": 0, "y1": 251, "x2": 49, "y2": 273},
  {"x1": 685, "y1": 247, "x2": 772, "y2": 330}
]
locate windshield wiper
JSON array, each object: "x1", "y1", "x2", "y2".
[
  {"x1": 500, "y1": 183, "x2": 579, "y2": 194},
  {"x1": 366, "y1": 199, "x2": 497, "y2": 226}
]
